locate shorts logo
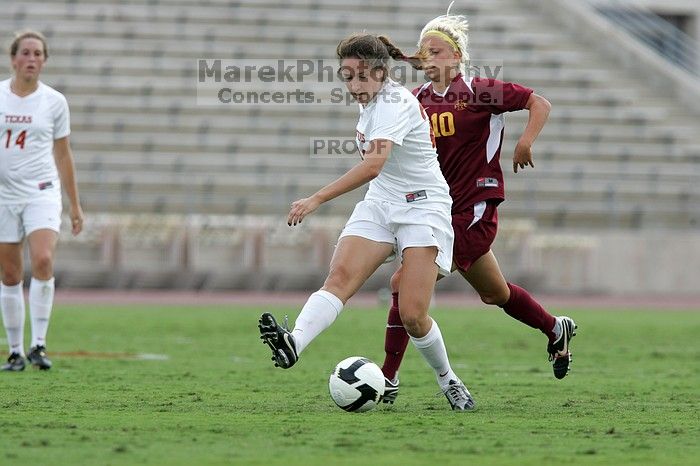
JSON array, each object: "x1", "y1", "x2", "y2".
[
  {"x1": 38, "y1": 181, "x2": 54, "y2": 190},
  {"x1": 476, "y1": 177, "x2": 498, "y2": 188},
  {"x1": 405, "y1": 190, "x2": 428, "y2": 203}
]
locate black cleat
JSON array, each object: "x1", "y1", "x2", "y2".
[
  {"x1": 382, "y1": 377, "x2": 399, "y2": 404},
  {"x1": 27, "y1": 345, "x2": 52, "y2": 370},
  {"x1": 441, "y1": 379, "x2": 476, "y2": 411},
  {"x1": 547, "y1": 316, "x2": 577, "y2": 379},
  {"x1": 1, "y1": 353, "x2": 26, "y2": 372},
  {"x1": 258, "y1": 313, "x2": 298, "y2": 369}
]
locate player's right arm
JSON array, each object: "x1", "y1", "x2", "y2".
[
  {"x1": 287, "y1": 139, "x2": 391, "y2": 226},
  {"x1": 513, "y1": 92, "x2": 551, "y2": 173}
]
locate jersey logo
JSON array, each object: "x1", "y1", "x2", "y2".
[
  {"x1": 38, "y1": 181, "x2": 54, "y2": 190},
  {"x1": 454, "y1": 100, "x2": 469, "y2": 111},
  {"x1": 405, "y1": 190, "x2": 428, "y2": 203},
  {"x1": 476, "y1": 178, "x2": 499, "y2": 188}
]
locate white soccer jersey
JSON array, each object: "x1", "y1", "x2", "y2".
[
  {"x1": 0, "y1": 79, "x2": 69, "y2": 203},
  {"x1": 356, "y1": 79, "x2": 452, "y2": 211}
]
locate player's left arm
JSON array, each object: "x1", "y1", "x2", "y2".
[
  {"x1": 513, "y1": 93, "x2": 551, "y2": 173},
  {"x1": 287, "y1": 139, "x2": 391, "y2": 226},
  {"x1": 53, "y1": 136, "x2": 84, "y2": 235}
]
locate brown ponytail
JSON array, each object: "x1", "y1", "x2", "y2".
[{"x1": 377, "y1": 35, "x2": 425, "y2": 70}]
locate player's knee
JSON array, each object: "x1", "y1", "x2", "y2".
[
  {"x1": 323, "y1": 264, "x2": 355, "y2": 298},
  {"x1": 1, "y1": 273, "x2": 22, "y2": 286},
  {"x1": 0, "y1": 262, "x2": 23, "y2": 285},
  {"x1": 399, "y1": 313, "x2": 420, "y2": 334},
  {"x1": 399, "y1": 311, "x2": 432, "y2": 337},
  {"x1": 31, "y1": 252, "x2": 54, "y2": 276},
  {"x1": 480, "y1": 290, "x2": 509, "y2": 306}
]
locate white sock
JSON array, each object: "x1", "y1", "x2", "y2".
[
  {"x1": 552, "y1": 317, "x2": 563, "y2": 341},
  {"x1": 29, "y1": 277, "x2": 55, "y2": 348},
  {"x1": 410, "y1": 318, "x2": 457, "y2": 388},
  {"x1": 1, "y1": 282, "x2": 25, "y2": 356},
  {"x1": 291, "y1": 290, "x2": 343, "y2": 355}
]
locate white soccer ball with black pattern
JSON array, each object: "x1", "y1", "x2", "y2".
[{"x1": 328, "y1": 356, "x2": 386, "y2": 412}]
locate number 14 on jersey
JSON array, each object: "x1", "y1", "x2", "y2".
[{"x1": 3, "y1": 129, "x2": 27, "y2": 149}]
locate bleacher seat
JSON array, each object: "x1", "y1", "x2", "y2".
[{"x1": 1, "y1": 0, "x2": 699, "y2": 290}]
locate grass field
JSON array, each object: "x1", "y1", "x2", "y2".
[{"x1": 0, "y1": 303, "x2": 698, "y2": 466}]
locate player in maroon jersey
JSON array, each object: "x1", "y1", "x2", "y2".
[{"x1": 376, "y1": 11, "x2": 577, "y2": 402}]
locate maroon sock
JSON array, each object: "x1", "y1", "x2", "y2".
[
  {"x1": 381, "y1": 292, "x2": 410, "y2": 381},
  {"x1": 500, "y1": 283, "x2": 557, "y2": 342}
]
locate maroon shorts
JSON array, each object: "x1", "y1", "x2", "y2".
[{"x1": 452, "y1": 200, "x2": 499, "y2": 272}]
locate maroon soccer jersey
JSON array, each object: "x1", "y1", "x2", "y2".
[{"x1": 413, "y1": 74, "x2": 533, "y2": 214}]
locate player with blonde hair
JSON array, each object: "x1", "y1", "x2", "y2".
[
  {"x1": 0, "y1": 30, "x2": 84, "y2": 371},
  {"x1": 259, "y1": 33, "x2": 475, "y2": 410},
  {"x1": 377, "y1": 5, "x2": 577, "y2": 402}
]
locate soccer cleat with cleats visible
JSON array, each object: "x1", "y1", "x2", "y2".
[
  {"x1": 27, "y1": 345, "x2": 52, "y2": 370},
  {"x1": 547, "y1": 316, "x2": 577, "y2": 379},
  {"x1": 382, "y1": 377, "x2": 399, "y2": 404},
  {"x1": 441, "y1": 379, "x2": 476, "y2": 411},
  {"x1": 1, "y1": 353, "x2": 26, "y2": 372},
  {"x1": 258, "y1": 312, "x2": 298, "y2": 369}
]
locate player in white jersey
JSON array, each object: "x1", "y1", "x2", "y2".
[
  {"x1": 0, "y1": 31, "x2": 84, "y2": 371},
  {"x1": 259, "y1": 34, "x2": 474, "y2": 410}
]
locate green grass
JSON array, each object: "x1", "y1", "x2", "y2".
[{"x1": 1, "y1": 304, "x2": 698, "y2": 465}]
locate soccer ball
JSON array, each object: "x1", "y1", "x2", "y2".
[{"x1": 328, "y1": 356, "x2": 385, "y2": 412}]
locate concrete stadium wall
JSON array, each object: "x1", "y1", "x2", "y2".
[
  {"x1": 484, "y1": 228, "x2": 700, "y2": 295},
  {"x1": 51, "y1": 215, "x2": 699, "y2": 296}
]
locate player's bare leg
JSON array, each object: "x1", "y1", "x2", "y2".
[
  {"x1": 400, "y1": 247, "x2": 475, "y2": 411},
  {"x1": 0, "y1": 242, "x2": 24, "y2": 285},
  {"x1": 0, "y1": 242, "x2": 27, "y2": 371},
  {"x1": 381, "y1": 263, "x2": 450, "y2": 402},
  {"x1": 396, "y1": 248, "x2": 438, "y2": 339},
  {"x1": 260, "y1": 236, "x2": 393, "y2": 369},
  {"x1": 457, "y1": 250, "x2": 509, "y2": 305},
  {"x1": 321, "y1": 236, "x2": 394, "y2": 304},
  {"x1": 26, "y1": 229, "x2": 58, "y2": 370},
  {"x1": 461, "y1": 250, "x2": 576, "y2": 379}
]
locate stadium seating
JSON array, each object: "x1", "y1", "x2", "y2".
[{"x1": 3, "y1": 0, "x2": 699, "y2": 289}]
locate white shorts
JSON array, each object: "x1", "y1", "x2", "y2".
[
  {"x1": 339, "y1": 199, "x2": 454, "y2": 276},
  {"x1": 0, "y1": 199, "x2": 62, "y2": 242}
]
